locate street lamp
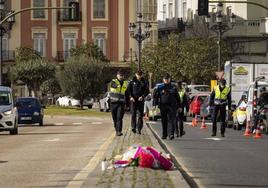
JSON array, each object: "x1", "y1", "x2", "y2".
[
  {"x1": 205, "y1": 3, "x2": 236, "y2": 72},
  {"x1": 128, "y1": 13, "x2": 152, "y2": 71},
  {"x1": 0, "y1": 0, "x2": 15, "y2": 85}
]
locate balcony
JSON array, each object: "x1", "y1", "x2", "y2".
[
  {"x1": 57, "y1": 11, "x2": 82, "y2": 25},
  {"x1": 56, "y1": 51, "x2": 71, "y2": 62},
  {"x1": 227, "y1": 20, "x2": 262, "y2": 38},
  {"x1": 1, "y1": 50, "x2": 15, "y2": 63}
]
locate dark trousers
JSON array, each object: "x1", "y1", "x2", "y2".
[
  {"x1": 131, "y1": 101, "x2": 144, "y2": 131},
  {"x1": 175, "y1": 111, "x2": 184, "y2": 136},
  {"x1": 160, "y1": 105, "x2": 177, "y2": 137},
  {"x1": 111, "y1": 103, "x2": 125, "y2": 133},
  {"x1": 212, "y1": 105, "x2": 226, "y2": 134}
]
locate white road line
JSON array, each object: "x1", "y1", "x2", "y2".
[
  {"x1": 72, "y1": 122, "x2": 82, "y2": 125},
  {"x1": 91, "y1": 122, "x2": 103, "y2": 125},
  {"x1": 43, "y1": 138, "x2": 60, "y2": 142},
  {"x1": 66, "y1": 132, "x2": 115, "y2": 188},
  {"x1": 204, "y1": 138, "x2": 223, "y2": 141},
  {"x1": 54, "y1": 123, "x2": 64, "y2": 126},
  {"x1": 147, "y1": 121, "x2": 157, "y2": 124}
]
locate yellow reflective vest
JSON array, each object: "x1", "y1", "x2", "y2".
[
  {"x1": 178, "y1": 89, "x2": 186, "y2": 100},
  {"x1": 214, "y1": 85, "x2": 230, "y2": 105},
  {"x1": 109, "y1": 79, "x2": 128, "y2": 103}
]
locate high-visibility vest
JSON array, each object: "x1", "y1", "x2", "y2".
[
  {"x1": 214, "y1": 85, "x2": 230, "y2": 105},
  {"x1": 109, "y1": 79, "x2": 128, "y2": 103},
  {"x1": 178, "y1": 89, "x2": 185, "y2": 100}
]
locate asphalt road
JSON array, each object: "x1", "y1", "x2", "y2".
[
  {"x1": 148, "y1": 119, "x2": 268, "y2": 188},
  {"x1": 0, "y1": 115, "x2": 113, "y2": 188}
]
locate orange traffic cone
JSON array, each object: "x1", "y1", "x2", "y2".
[
  {"x1": 253, "y1": 127, "x2": 262, "y2": 139},
  {"x1": 200, "y1": 116, "x2": 208, "y2": 129},
  {"x1": 243, "y1": 121, "x2": 251, "y2": 137},
  {"x1": 192, "y1": 114, "x2": 198, "y2": 127}
]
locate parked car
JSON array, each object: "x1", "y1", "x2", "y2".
[
  {"x1": 189, "y1": 93, "x2": 210, "y2": 116},
  {"x1": 16, "y1": 97, "x2": 44, "y2": 126},
  {"x1": 0, "y1": 86, "x2": 18, "y2": 135},
  {"x1": 56, "y1": 96, "x2": 93, "y2": 108},
  {"x1": 99, "y1": 92, "x2": 110, "y2": 112},
  {"x1": 186, "y1": 85, "x2": 211, "y2": 100}
]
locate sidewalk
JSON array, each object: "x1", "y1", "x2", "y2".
[{"x1": 84, "y1": 116, "x2": 189, "y2": 188}]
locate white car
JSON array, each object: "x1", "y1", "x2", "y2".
[
  {"x1": 186, "y1": 85, "x2": 211, "y2": 100},
  {"x1": 56, "y1": 96, "x2": 94, "y2": 108},
  {"x1": 0, "y1": 86, "x2": 18, "y2": 135}
]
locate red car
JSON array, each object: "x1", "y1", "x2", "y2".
[{"x1": 189, "y1": 94, "x2": 210, "y2": 116}]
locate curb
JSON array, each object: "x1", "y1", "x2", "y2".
[{"x1": 146, "y1": 122, "x2": 199, "y2": 188}]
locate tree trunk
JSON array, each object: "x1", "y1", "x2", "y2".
[{"x1": 79, "y1": 99, "x2": 84, "y2": 110}]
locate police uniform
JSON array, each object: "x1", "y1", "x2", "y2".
[
  {"x1": 109, "y1": 78, "x2": 128, "y2": 136},
  {"x1": 210, "y1": 84, "x2": 231, "y2": 137},
  {"x1": 175, "y1": 88, "x2": 188, "y2": 137},
  {"x1": 153, "y1": 83, "x2": 181, "y2": 139},
  {"x1": 128, "y1": 76, "x2": 149, "y2": 134}
]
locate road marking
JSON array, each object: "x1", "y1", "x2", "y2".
[
  {"x1": 66, "y1": 132, "x2": 115, "y2": 188},
  {"x1": 54, "y1": 123, "x2": 64, "y2": 126},
  {"x1": 72, "y1": 122, "x2": 82, "y2": 125},
  {"x1": 204, "y1": 138, "x2": 223, "y2": 141},
  {"x1": 43, "y1": 138, "x2": 60, "y2": 142},
  {"x1": 91, "y1": 122, "x2": 103, "y2": 125},
  {"x1": 147, "y1": 121, "x2": 157, "y2": 124}
]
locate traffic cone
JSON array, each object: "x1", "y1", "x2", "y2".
[
  {"x1": 200, "y1": 116, "x2": 208, "y2": 129},
  {"x1": 192, "y1": 114, "x2": 198, "y2": 127},
  {"x1": 253, "y1": 127, "x2": 262, "y2": 139},
  {"x1": 143, "y1": 113, "x2": 149, "y2": 120},
  {"x1": 243, "y1": 121, "x2": 251, "y2": 137}
]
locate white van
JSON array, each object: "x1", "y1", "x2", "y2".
[{"x1": 0, "y1": 86, "x2": 18, "y2": 135}]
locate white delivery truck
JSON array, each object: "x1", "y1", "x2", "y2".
[{"x1": 224, "y1": 61, "x2": 268, "y2": 106}]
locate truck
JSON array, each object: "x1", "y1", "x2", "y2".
[{"x1": 224, "y1": 61, "x2": 268, "y2": 106}]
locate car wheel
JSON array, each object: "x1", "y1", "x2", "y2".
[
  {"x1": 10, "y1": 127, "x2": 18, "y2": 135},
  {"x1": 39, "y1": 119, "x2": 43, "y2": 126},
  {"x1": 233, "y1": 125, "x2": 237, "y2": 130},
  {"x1": 88, "y1": 105, "x2": 93, "y2": 109}
]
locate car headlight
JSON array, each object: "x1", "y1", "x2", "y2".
[
  {"x1": 33, "y1": 112, "x2": 40, "y2": 116},
  {"x1": 3, "y1": 110, "x2": 12, "y2": 115}
]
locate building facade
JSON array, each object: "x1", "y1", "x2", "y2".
[
  {"x1": 157, "y1": 0, "x2": 268, "y2": 62},
  {"x1": 6, "y1": 0, "x2": 139, "y2": 67}
]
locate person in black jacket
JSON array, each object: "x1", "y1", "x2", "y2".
[
  {"x1": 127, "y1": 70, "x2": 149, "y2": 134},
  {"x1": 153, "y1": 74, "x2": 181, "y2": 140}
]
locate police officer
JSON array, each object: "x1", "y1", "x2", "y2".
[
  {"x1": 127, "y1": 70, "x2": 149, "y2": 134},
  {"x1": 210, "y1": 79, "x2": 231, "y2": 137},
  {"x1": 175, "y1": 81, "x2": 188, "y2": 137},
  {"x1": 109, "y1": 70, "x2": 128, "y2": 136},
  {"x1": 153, "y1": 74, "x2": 181, "y2": 140}
]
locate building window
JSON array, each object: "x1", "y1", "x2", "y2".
[
  {"x1": 93, "y1": 0, "x2": 105, "y2": 18},
  {"x1": 1, "y1": 36, "x2": 8, "y2": 61},
  {"x1": 169, "y1": 2, "x2": 173, "y2": 18},
  {"x1": 33, "y1": 33, "x2": 46, "y2": 57},
  {"x1": 33, "y1": 0, "x2": 45, "y2": 19},
  {"x1": 163, "y1": 4, "x2": 166, "y2": 20},
  {"x1": 182, "y1": 2, "x2": 187, "y2": 21},
  {"x1": 63, "y1": 33, "x2": 76, "y2": 60},
  {"x1": 94, "y1": 33, "x2": 106, "y2": 55},
  {"x1": 62, "y1": 0, "x2": 74, "y2": 20}
]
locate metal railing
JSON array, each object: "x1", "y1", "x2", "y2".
[{"x1": 57, "y1": 11, "x2": 82, "y2": 22}]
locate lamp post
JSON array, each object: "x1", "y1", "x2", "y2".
[
  {"x1": 0, "y1": 0, "x2": 15, "y2": 85},
  {"x1": 205, "y1": 2, "x2": 236, "y2": 72},
  {"x1": 128, "y1": 13, "x2": 152, "y2": 71}
]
